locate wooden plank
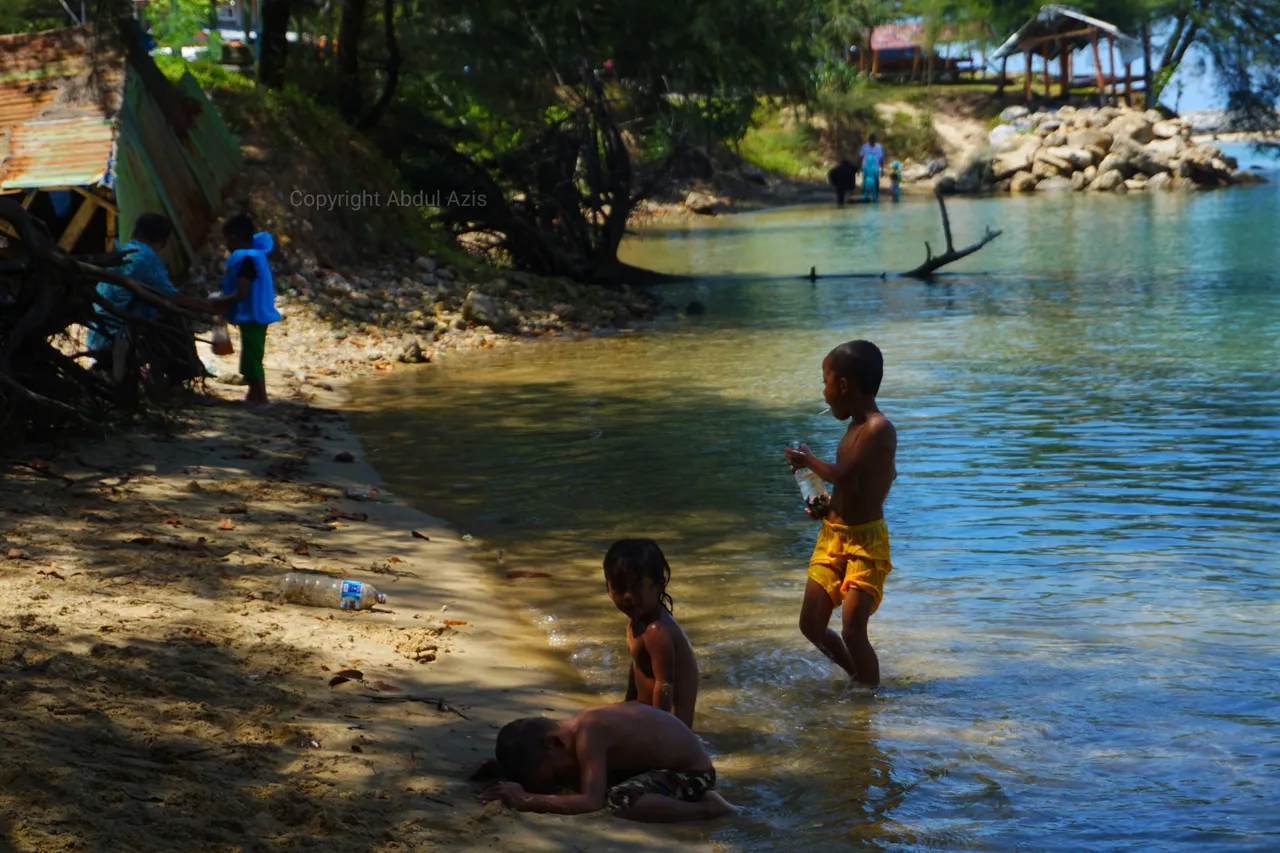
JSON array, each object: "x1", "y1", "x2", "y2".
[
  {"x1": 1017, "y1": 27, "x2": 1098, "y2": 51},
  {"x1": 1025, "y1": 51, "x2": 1032, "y2": 101},
  {"x1": 56, "y1": 195, "x2": 98, "y2": 251},
  {"x1": 1125, "y1": 62, "x2": 1133, "y2": 106},
  {"x1": 71, "y1": 186, "x2": 119, "y2": 213}
]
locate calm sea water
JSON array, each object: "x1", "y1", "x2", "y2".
[{"x1": 348, "y1": 166, "x2": 1280, "y2": 851}]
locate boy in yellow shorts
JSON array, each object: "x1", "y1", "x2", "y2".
[{"x1": 784, "y1": 340, "x2": 897, "y2": 685}]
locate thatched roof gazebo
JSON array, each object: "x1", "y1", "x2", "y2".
[{"x1": 990, "y1": 5, "x2": 1144, "y2": 104}]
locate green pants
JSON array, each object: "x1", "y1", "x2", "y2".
[{"x1": 238, "y1": 323, "x2": 267, "y2": 381}]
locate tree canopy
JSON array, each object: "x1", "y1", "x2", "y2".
[{"x1": 3, "y1": 0, "x2": 1279, "y2": 279}]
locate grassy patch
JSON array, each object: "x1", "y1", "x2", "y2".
[{"x1": 738, "y1": 105, "x2": 827, "y2": 179}]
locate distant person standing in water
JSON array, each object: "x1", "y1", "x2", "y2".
[
  {"x1": 784, "y1": 341, "x2": 897, "y2": 685},
  {"x1": 860, "y1": 135, "x2": 886, "y2": 203},
  {"x1": 827, "y1": 158, "x2": 858, "y2": 207}
]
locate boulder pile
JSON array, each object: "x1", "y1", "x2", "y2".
[{"x1": 980, "y1": 105, "x2": 1265, "y2": 193}]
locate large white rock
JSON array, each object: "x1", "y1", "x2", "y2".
[
  {"x1": 1152, "y1": 121, "x2": 1180, "y2": 139},
  {"x1": 1145, "y1": 172, "x2": 1174, "y2": 191},
  {"x1": 1036, "y1": 175, "x2": 1074, "y2": 192},
  {"x1": 989, "y1": 124, "x2": 1028, "y2": 151},
  {"x1": 992, "y1": 144, "x2": 1038, "y2": 180},
  {"x1": 1091, "y1": 169, "x2": 1126, "y2": 191},
  {"x1": 1105, "y1": 114, "x2": 1155, "y2": 145},
  {"x1": 1066, "y1": 129, "x2": 1113, "y2": 151},
  {"x1": 1045, "y1": 145, "x2": 1095, "y2": 170},
  {"x1": 1010, "y1": 171, "x2": 1039, "y2": 193},
  {"x1": 999, "y1": 105, "x2": 1031, "y2": 123}
]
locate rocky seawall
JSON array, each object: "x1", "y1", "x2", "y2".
[{"x1": 936, "y1": 105, "x2": 1267, "y2": 195}]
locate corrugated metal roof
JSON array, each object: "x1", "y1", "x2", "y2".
[
  {"x1": 0, "y1": 26, "x2": 123, "y2": 190},
  {"x1": 990, "y1": 5, "x2": 1143, "y2": 63},
  {"x1": 866, "y1": 22, "x2": 965, "y2": 52}
]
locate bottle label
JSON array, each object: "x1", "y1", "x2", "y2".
[{"x1": 340, "y1": 580, "x2": 363, "y2": 609}]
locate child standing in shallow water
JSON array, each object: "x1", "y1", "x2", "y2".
[
  {"x1": 603, "y1": 539, "x2": 699, "y2": 728},
  {"x1": 784, "y1": 340, "x2": 897, "y2": 686}
]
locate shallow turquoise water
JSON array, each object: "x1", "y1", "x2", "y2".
[{"x1": 350, "y1": 180, "x2": 1280, "y2": 851}]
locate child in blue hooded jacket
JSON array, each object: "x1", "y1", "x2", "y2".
[{"x1": 216, "y1": 214, "x2": 281, "y2": 407}]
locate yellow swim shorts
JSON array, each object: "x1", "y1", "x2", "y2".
[{"x1": 807, "y1": 518, "x2": 892, "y2": 612}]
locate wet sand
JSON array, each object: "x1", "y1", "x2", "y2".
[{"x1": 0, "y1": 365, "x2": 720, "y2": 851}]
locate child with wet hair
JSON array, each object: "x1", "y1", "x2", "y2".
[{"x1": 603, "y1": 539, "x2": 700, "y2": 728}]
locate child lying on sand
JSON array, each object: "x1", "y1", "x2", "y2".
[{"x1": 478, "y1": 703, "x2": 733, "y2": 822}]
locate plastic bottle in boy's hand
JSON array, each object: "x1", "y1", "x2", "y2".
[
  {"x1": 282, "y1": 571, "x2": 386, "y2": 610},
  {"x1": 787, "y1": 441, "x2": 830, "y2": 515}
]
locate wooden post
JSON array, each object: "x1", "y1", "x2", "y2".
[
  {"x1": 1025, "y1": 50, "x2": 1032, "y2": 101},
  {"x1": 1108, "y1": 36, "x2": 1117, "y2": 102},
  {"x1": 1091, "y1": 32, "x2": 1105, "y2": 100},
  {"x1": 57, "y1": 195, "x2": 97, "y2": 251},
  {"x1": 105, "y1": 208, "x2": 117, "y2": 252},
  {"x1": 1124, "y1": 62, "x2": 1133, "y2": 106},
  {"x1": 872, "y1": 48, "x2": 880, "y2": 75},
  {"x1": 1061, "y1": 40, "x2": 1071, "y2": 99},
  {"x1": 1042, "y1": 42, "x2": 1050, "y2": 94}
]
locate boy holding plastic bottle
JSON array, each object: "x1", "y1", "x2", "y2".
[
  {"x1": 214, "y1": 214, "x2": 280, "y2": 407},
  {"x1": 784, "y1": 340, "x2": 897, "y2": 686}
]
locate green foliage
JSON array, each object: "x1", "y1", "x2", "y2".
[
  {"x1": 145, "y1": 0, "x2": 210, "y2": 49},
  {"x1": 0, "y1": 0, "x2": 70, "y2": 33},
  {"x1": 738, "y1": 105, "x2": 826, "y2": 177}
]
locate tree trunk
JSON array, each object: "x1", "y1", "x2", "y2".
[
  {"x1": 257, "y1": 0, "x2": 291, "y2": 90},
  {"x1": 996, "y1": 55, "x2": 1008, "y2": 98},
  {"x1": 337, "y1": 0, "x2": 367, "y2": 121},
  {"x1": 356, "y1": 0, "x2": 399, "y2": 130}
]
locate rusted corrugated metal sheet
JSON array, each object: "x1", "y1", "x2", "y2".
[
  {"x1": 0, "y1": 26, "x2": 123, "y2": 191},
  {"x1": 0, "y1": 25, "x2": 240, "y2": 272}
]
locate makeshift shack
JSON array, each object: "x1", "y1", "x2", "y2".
[
  {"x1": 990, "y1": 5, "x2": 1144, "y2": 104},
  {"x1": 0, "y1": 24, "x2": 241, "y2": 274}
]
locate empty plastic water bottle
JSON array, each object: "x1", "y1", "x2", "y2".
[
  {"x1": 282, "y1": 572, "x2": 386, "y2": 610},
  {"x1": 787, "y1": 441, "x2": 830, "y2": 513}
]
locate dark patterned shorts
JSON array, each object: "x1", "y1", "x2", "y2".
[{"x1": 606, "y1": 768, "x2": 716, "y2": 812}]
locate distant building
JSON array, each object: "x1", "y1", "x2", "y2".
[{"x1": 848, "y1": 22, "x2": 974, "y2": 83}]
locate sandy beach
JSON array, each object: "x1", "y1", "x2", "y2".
[{"x1": 0, "y1": 349, "x2": 722, "y2": 851}]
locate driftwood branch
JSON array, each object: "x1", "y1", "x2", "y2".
[{"x1": 900, "y1": 189, "x2": 1003, "y2": 278}]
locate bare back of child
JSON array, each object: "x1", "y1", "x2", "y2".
[
  {"x1": 481, "y1": 702, "x2": 733, "y2": 822},
  {"x1": 604, "y1": 539, "x2": 699, "y2": 728}
]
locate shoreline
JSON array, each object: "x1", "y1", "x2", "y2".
[{"x1": 0, "y1": 360, "x2": 719, "y2": 851}]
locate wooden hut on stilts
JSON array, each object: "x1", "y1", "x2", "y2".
[{"x1": 989, "y1": 5, "x2": 1144, "y2": 106}]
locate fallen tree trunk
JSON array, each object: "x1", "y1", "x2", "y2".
[{"x1": 900, "y1": 188, "x2": 1003, "y2": 278}]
